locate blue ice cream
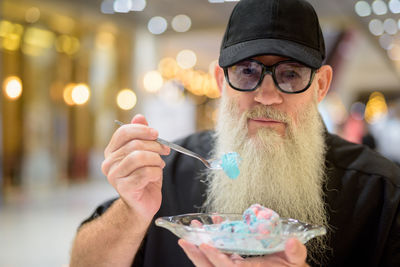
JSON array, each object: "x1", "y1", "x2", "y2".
[{"x1": 220, "y1": 152, "x2": 241, "y2": 179}]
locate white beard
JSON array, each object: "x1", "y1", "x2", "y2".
[{"x1": 203, "y1": 88, "x2": 329, "y2": 262}]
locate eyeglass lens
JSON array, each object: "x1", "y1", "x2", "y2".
[{"x1": 227, "y1": 60, "x2": 313, "y2": 93}]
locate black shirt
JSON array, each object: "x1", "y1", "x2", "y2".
[{"x1": 82, "y1": 131, "x2": 400, "y2": 267}]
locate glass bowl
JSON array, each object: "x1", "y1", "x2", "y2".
[{"x1": 155, "y1": 213, "x2": 326, "y2": 255}]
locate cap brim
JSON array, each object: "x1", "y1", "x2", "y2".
[{"x1": 219, "y1": 38, "x2": 323, "y2": 69}]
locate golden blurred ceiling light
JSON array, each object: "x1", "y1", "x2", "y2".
[
  {"x1": 56, "y1": 35, "x2": 80, "y2": 55},
  {"x1": 72, "y1": 83, "x2": 90, "y2": 105},
  {"x1": 188, "y1": 71, "x2": 205, "y2": 96},
  {"x1": 63, "y1": 83, "x2": 76, "y2": 106},
  {"x1": 1, "y1": 21, "x2": 24, "y2": 51},
  {"x1": 158, "y1": 57, "x2": 179, "y2": 79},
  {"x1": 3, "y1": 76, "x2": 23, "y2": 100},
  {"x1": 24, "y1": 27, "x2": 54, "y2": 48},
  {"x1": 143, "y1": 70, "x2": 163, "y2": 93},
  {"x1": 117, "y1": 89, "x2": 137, "y2": 110},
  {"x1": 25, "y1": 7, "x2": 40, "y2": 23},
  {"x1": 178, "y1": 68, "x2": 194, "y2": 89},
  {"x1": 23, "y1": 27, "x2": 55, "y2": 56}
]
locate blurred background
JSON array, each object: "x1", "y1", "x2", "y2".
[{"x1": 1, "y1": 0, "x2": 400, "y2": 266}]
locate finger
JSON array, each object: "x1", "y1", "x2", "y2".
[
  {"x1": 178, "y1": 239, "x2": 213, "y2": 267},
  {"x1": 105, "y1": 124, "x2": 158, "y2": 157},
  {"x1": 190, "y1": 219, "x2": 203, "y2": 228},
  {"x1": 131, "y1": 114, "x2": 149, "y2": 125},
  {"x1": 283, "y1": 238, "x2": 307, "y2": 265},
  {"x1": 102, "y1": 139, "x2": 170, "y2": 176},
  {"x1": 109, "y1": 150, "x2": 165, "y2": 180},
  {"x1": 211, "y1": 215, "x2": 224, "y2": 224},
  {"x1": 115, "y1": 166, "x2": 163, "y2": 193},
  {"x1": 229, "y1": 253, "x2": 244, "y2": 261},
  {"x1": 199, "y1": 243, "x2": 235, "y2": 267}
]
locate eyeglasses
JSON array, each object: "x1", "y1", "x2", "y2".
[{"x1": 223, "y1": 59, "x2": 317, "y2": 94}]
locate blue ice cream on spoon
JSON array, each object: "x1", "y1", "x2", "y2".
[{"x1": 220, "y1": 152, "x2": 241, "y2": 179}]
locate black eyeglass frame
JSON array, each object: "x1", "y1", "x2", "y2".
[{"x1": 223, "y1": 59, "x2": 318, "y2": 94}]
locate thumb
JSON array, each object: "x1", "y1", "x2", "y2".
[
  {"x1": 284, "y1": 238, "x2": 307, "y2": 265},
  {"x1": 131, "y1": 114, "x2": 149, "y2": 126}
]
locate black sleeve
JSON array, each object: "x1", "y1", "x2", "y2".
[{"x1": 382, "y1": 203, "x2": 400, "y2": 266}]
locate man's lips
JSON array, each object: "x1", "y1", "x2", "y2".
[{"x1": 249, "y1": 118, "x2": 283, "y2": 124}]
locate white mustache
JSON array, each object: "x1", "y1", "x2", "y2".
[{"x1": 245, "y1": 105, "x2": 290, "y2": 124}]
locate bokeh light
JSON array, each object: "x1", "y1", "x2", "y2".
[
  {"x1": 389, "y1": 0, "x2": 400, "y2": 13},
  {"x1": 355, "y1": 1, "x2": 372, "y2": 17},
  {"x1": 63, "y1": 83, "x2": 75, "y2": 106},
  {"x1": 387, "y1": 44, "x2": 400, "y2": 60},
  {"x1": 55, "y1": 35, "x2": 80, "y2": 55},
  {"x1": 3, "y1": 76, "x2": 23, "y2": 100},
  {"x1": 143, "y1": 70, "x2": 163, "y2": 93},
  {"x1": 71, "y1": 83, "x2": 90, "y2": 105},
  {"x1": 25, "y1": 7, "x2": 40, "y2": 23},
  {"x1": 117, "y1": 89, "x2": 137, "y2": 110},
  {"x1": 171, "y1": 14, "x2": 192, "y2": 32},
  {"x1": 131, "y1": 0, "x2": 146, "y2": 11},
  {"x1": 101, "y1": 0, "x2": 114, "y2": 14},
  {"x1": 372, "y1": 0, "x2": 388, "y2": 15},
  {"x1": 379, "y1": 34, "x2": 393, "y2": 50},
  {"x1": 365, "y1": 91, "x2": 388, "y2": 124},
  {"x1": 369, "y1": 19, "x2": 384, "y2": 36},
  {"x1": 113, "y1": 0, "x2": 132, "y2": 13},
  {"x1": 148, "y1": 16, "x2": 167, "y2": 35},
  {"x1": 158, "y1": 57, "x2": 179, "y2": 79},
  {"x1": 176, "y1": 49, "x2": 197, "y2": 69},
  {"x1": 383, "y1": 18, "x2": 398, "y2": 35}
]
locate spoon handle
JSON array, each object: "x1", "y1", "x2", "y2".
[{"x1": 114, "y1": 120, "x2": 211, "y2": 168}]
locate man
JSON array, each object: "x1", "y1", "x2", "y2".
[{"x1": 70, "y1": 0, "x2": 400, "y2": 266}]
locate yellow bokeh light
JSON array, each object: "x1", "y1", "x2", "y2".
[
  {"x1": 55, "y1": 35, "x2": 80, "y2": 55},
  {"x1": 117, "y1": 89, "x2": 137, "y2": 110},
  {"x1": 3, "y1": 76, "x2": 23, "y2": 100},
  {"x1": 22, "y1": 26, "x2": 54, "y2": 56},
  {"x1": 364, "y1": 91, "x2": 388, "y2": 124},
  {"x1": 0, "y1": 21, "x2": 24, "y2": 51},
  {"x1": 158, "y1": 57, "x2": 179, "y2": 79},
  {"x1": 63, "y1": 83, "x2": 75, "y2": 106},
  {"x1": 188, "y1": 71, "x2": 205, "y2": 96},
  {"x1": 71, "y1": 83, "x2": 90, "y2": 105},
  {"x1": 143, "y1": 70, "x2": 163, "y2": 93}
]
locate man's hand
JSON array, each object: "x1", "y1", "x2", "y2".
[
  {"x1": 178, "y1": 238, "x2": 308, "y2": 267},
  {"x1": 101, "y1": 114, "x2": 170, "y2": 225}
]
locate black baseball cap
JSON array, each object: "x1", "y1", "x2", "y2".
[{"x1": 219, "y1": 0, "x2": 325, "y2": 69}]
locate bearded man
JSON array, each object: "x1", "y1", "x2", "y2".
[{"x1": 70, "y1": 0, "x2": 400, "y2": 266}]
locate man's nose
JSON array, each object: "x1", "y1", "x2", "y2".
[{"x1": 253, "y1": 74, "x2": 283, "y2": 105}]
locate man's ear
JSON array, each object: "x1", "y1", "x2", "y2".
[
  {"x1": 214, "y1": 64, "x2": 225, "y2": 93},
  {"x1": 315, "y1": 65, "x2": 333, "y2": 102}
]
